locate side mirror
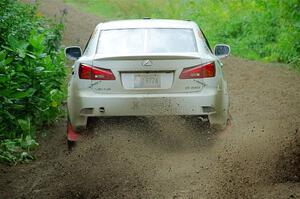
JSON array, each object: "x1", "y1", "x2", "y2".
[
  {"x1": 214, "y1": 44, "x2": 230, "y2": 59},
  {"x1": 65, "y1": 46, "x2": 82, "y2": 60}
]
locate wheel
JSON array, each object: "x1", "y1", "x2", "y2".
[{"x1": 67, "y1": 140, "x2": 76, "y2": 151}]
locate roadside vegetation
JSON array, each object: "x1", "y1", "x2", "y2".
[
  {"x1": 0, "y1": 0, "x2": 65, "y2": 164},
  {"x1": 65, "y1": 0, "x2": 300, "y2": 69}
]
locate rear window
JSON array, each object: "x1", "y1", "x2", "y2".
[{"x1": 97, "y1": 28, "x2": 197, "y2": 54}]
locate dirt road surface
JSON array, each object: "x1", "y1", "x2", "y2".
[{"x1": 1, "y1": 1, "x2": 300, "y2": 198}]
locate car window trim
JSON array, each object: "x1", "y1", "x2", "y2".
[{"x1": 199, "y1": 28, "x2": 212, "y2": 53}]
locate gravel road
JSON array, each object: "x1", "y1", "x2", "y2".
[{"x1": 1, "y1": 1, "x2": 300, "y2": 198}]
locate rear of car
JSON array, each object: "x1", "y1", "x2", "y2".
[{"x1": 67, "y1": 19, "x2": 229, "y2": 131}]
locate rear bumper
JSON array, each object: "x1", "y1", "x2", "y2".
[{"x1": 68, "y1": 89, "x2": 218, "y2": 118}]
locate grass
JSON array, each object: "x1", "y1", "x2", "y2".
[
  {"x1": 63, "y1": 0, "x2": 166, "y2": 20},
  {"x1": 64, "y1": 0, "x2": 116, "y2": 19},
  {"x1": 64, "y1": 0, "x2": 300, "y2": 69}
]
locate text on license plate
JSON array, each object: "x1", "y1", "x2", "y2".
[{"x1": 134, "y1": 74, "x2": 161, "y2": 88}]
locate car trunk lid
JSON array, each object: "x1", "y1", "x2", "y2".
[{"x1": 91, "y1": 54, "x2": 211, "y2": 94}]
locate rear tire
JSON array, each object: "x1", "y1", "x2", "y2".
[{"x1": 67, "y1": 140, "x2": 76, "y2": 151}]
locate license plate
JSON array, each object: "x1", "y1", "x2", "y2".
[{"x1": 134, "y1": 74, "x2": 161, "y2": 88}]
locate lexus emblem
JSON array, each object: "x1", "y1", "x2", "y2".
[{"x1": 142, "y1": 60, "x2": 152, "y2": 66}]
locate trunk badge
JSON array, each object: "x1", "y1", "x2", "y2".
[{"x1": 142, "y1": 60, "x2": 152, "y2": 66}]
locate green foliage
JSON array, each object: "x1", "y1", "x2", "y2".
[
  {"x1": 178, "y1": 0, "x2": 300, "y2": 69},
  {"x1": 0, "y1": 136, "x2": 38, "y2": 164},
  {"x1": 65, "y1": 0, "x2": 300, "y2": 69},
  {"x1": 64, "y1": 0, "x2": 165, "y2": 19},
  {"x1": 0, "y1": 0, "x2": 66, "y2": 164}
]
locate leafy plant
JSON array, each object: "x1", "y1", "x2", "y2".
[{"x1": 0, "y1": 0, "x2": 66, "y2": 164}]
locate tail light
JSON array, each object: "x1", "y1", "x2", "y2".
[
  {"x1": 179, "y1": 62, "x2": 215, "y2": 79},
  {"x1": 79, "y1": 64, "x2": 115, "y2": 80}
]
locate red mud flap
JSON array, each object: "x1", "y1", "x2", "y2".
[
  {"x1": 67, "y1": 121, "x2": 79, "y2": 150},
  {"x1": 67, "y1": 122, "x2": 79, "y2": 141}
]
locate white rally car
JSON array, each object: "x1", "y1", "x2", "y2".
[{"x1": 65, "y1": 19, "x2": 230, "y2": 145}]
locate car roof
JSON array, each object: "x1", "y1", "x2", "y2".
[{"x1": 98, "y1": 19, "x2": 198, "y2": 30}]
